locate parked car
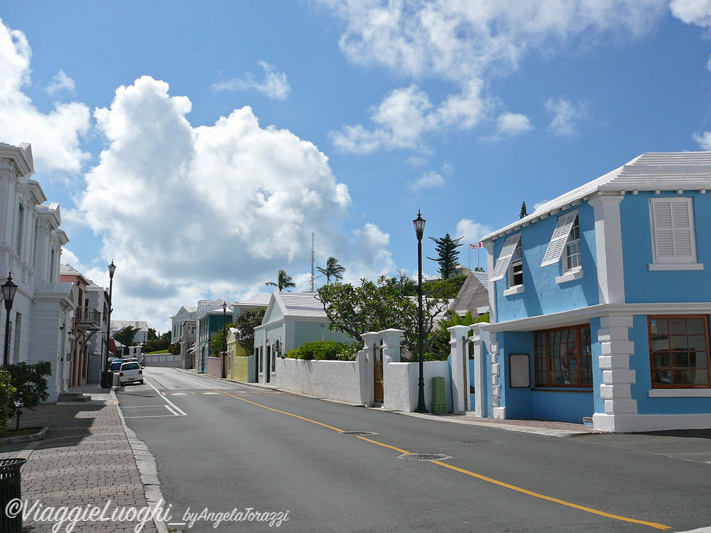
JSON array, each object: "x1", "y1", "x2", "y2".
[
  {"x1": 109, "y1": 359, "x2": 124, "y2": 371},
  {"x1": 118, "y1": 361, "x2": 143, "y2": 385}
]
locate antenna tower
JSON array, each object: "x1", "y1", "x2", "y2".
[{"x1": 310, "y1": 233, "x2": 315, "y2": 292}]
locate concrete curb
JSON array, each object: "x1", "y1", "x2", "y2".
[
  {"x1": 112, "y1": 389, "x2": 169, "y2": 533},
  {"x1": 0, "y1": 426, "x2": 48, "y2": 445}
]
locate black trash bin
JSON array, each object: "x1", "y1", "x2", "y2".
[{"x1": 0, "y1": 458, "x2": 26, "y2": 532}]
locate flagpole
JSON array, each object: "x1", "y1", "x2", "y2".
[{"x1": 468, "y1": 245, "x2": 471, "y2": 272}]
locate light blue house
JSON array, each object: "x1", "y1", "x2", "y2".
[{"x1": 475, "y1": 152, "x2": 711, "y2": 432}]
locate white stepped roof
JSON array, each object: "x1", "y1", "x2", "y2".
[{"x1": 483, "y1": 152, "x2": 711, "y2": 242}]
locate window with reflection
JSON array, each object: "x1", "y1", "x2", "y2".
[
  {"x1": 534, "y1": 324, "x2": 592, "y2": 387},
  {"x1": 649, "y1": 316, "x2": 710, "y2": 388}
]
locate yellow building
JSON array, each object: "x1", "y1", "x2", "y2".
[{"x1": 226, "y1": 328, "x2": 255, "y2": 382}]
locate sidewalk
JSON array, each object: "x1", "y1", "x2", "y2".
[{"x1": 0, "y1": 385, "x2": 165, "y2": 532}]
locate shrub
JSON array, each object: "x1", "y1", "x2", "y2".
[
  {"x1": 5, "y1": 362, "x2": 51, "y2": 430},
  {"x1": 286, "y1": 341, "x2": 356, "y2": 361},
  {"x1": 0, "y1": 370, "x2": 16, "y2": 435}
]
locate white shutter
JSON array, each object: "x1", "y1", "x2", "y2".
[
  {"x1": 651, "y1": 198, "x2": 696, "y2": 263},
  {"x1": 540, "y1": 210, "x2": 578, "y2": 267},
  {"x1": 490, "y1": 234, "x2": 521, "y2": 282}
]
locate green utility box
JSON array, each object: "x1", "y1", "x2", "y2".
[{"x1": 431, "y1": 377, "x2": 447, "y2": 415}]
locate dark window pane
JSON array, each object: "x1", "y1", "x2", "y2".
[
  {"x1": 688, "y1": 319, "x2": 705, "y2": 335},
  {"x1": 651, "y1": 337, "x2": 669, "y2": 351},
  {"x1": 670, "y1": 319, "x2": 687, "y2": 335},
  {"x1": 654, "y1": 353, "x2": 670, "y2": 368},
  {"x1": 672, "y1": 352, "x2": 689, "y2": 367},
  {"x1": 671, "y1": 336, "x2": 688, "y2": 350},
  {"x1": 654, "y1": 370, "x2": 672, "y2": 385}
]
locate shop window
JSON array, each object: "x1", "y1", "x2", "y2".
[{"x1": 534, "y1": 324, "x2": 592, "y2": 387}]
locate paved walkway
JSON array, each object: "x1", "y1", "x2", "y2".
[{"x1": 0, "y1": 385, "x2": 164, "y2": 533}]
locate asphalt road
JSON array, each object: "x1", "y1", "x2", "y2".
[{"x1": 117, "y1": 367, "x2": 711, "y2": 533}]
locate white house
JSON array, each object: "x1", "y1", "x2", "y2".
[
  {"x1": 254, "y1": 292, "x2": 354, "y2": 384},
  {"x1": 0, "y1": 142, "x2": 75, "y2": 401}
]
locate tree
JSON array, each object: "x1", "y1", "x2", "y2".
[
  {"x1": 113, "y1": 326, "x2": 139, "y2": 349},
  {"x1": 316, "y1": 275, "x2": 464, "y2": 355},
  {"x1": 234, "y1": 307, "x2": 267, "y2": 354},
  {"x1": 210, "y1": 322, "x2": 235, "y2": 357},
  {"x1": 265, "y1": 270, "x2": 296, "y2": 291},
  {"x1": 428, "y1": 234, "x2": 463, "y2": 280},
  {"x1": 317, "y1": 257, "x2": 346, "y2": 284},
  {"x1": 520, "y1": 201, "x2": 528, "y2": 219}
]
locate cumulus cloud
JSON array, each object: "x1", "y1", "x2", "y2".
[
  {"x1": 321, "y1": 1, "x2": 669, "y2": 152},
  {"x1": 0, "y1": 19, "x2": 90, "y2": 172},
  {"x1": 331, "y1": 81, "x2": 490, "y2": 153},
  {"x1": 212, "y1": 61, "x2": 291, "y2": 100},
  {"x1": 46, "y1": 70, "x2": 75, "y2": 95},
  {"x1": 409, "y1": 170, "x2": 445, "y2": 191},
  {"x1": 496, "y1": 112, "x2": 534, "y2": 137},
  {"x1": 545, "y1": 97, "x2": 590, "y2": 137},
  {"x1": 670, "y1": 0, "x2": 711, "y2": 28},
  {"x1": 693, "y1": 130, "x2": 711, "y2": 149},
  {"x1": 456, "y1": 218, "x2": 493, "y2": 247},
  {"x1": 76, "y1": 76, "x2": 390, "y2": 327}
]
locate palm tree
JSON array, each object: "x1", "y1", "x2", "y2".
[
  {"x1": 265, "y1": 270, "x2": 296, "y2": 291},
  {"x1": 317, "y1": 256, "x2": 346, "y2": 284}
]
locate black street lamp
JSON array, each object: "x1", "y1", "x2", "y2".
[
  {"x1": 413, "y1": 211, "x2": 428, "y2": 413},
  {"x1": 101, "y1": 260, "x2": 116, "y2": 388},
  {"x1": 2, "y1": 273, "x2": 18, "y2": 367}
]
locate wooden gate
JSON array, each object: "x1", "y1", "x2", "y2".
[{"x1": 373, "y1": 344, "x2": 384, "y2": 404}]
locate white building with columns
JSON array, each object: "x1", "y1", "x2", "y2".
[{"x1": 0, "y1": 142, "x2": 76, "y2": 401}]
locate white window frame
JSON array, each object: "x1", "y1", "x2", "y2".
[
  {"x1": 649, "y1": 197, "x2": 700, "y2": 269},
  {"x1": 508, "y1": 239, "x2": 523, "y2": 288}
]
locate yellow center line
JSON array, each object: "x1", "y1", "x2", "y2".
[
  {"x1": 430, "y1": 461, "x2": 671, "y2": 530},
  {"x1": 215, "y1": 387, "x2": 671, "y2": 530}
]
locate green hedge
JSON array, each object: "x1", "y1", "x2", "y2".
[{"x1": 286, "y1": 341, "x2": 357, "y2": 361}]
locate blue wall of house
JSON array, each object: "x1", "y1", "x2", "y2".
[
  {"x1": 498, "y1": 329, "x2": 595, "y2": 423},
  {"x1": 621, "y1": 192, "x2": 711, "y2": 303},
  {"x1": 494, "y1": 204, "x2": 598, "y2": 323},
  {"x1": 628, "y1": 315, "x2": 711, "y2": 415}
]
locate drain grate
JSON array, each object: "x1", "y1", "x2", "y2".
[
  {"x1": 398, "y1": 453, "x2": 451, "y2": 462},
  {"x1": 341, "y1": 431, "x2": 377, "y2": 436},
  {"x1": 461, "y1": 440, "x2": 488, "y2": 445}
]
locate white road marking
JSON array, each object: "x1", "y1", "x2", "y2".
[{"x1": 145, "y1": 378, "x2": 187, "y2": 416}]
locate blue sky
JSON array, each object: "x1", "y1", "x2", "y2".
[{"x1": 3, "y1": 1, "x2": 711, "y2": 332}]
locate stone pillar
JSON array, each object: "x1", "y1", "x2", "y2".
[
  {"x1": 381, "y1": 329, "x2": 404, "y2": 363},
  {"x1": 489, "y1": 333, "x2": 505, "y2": 419},
  {"x1": 593, "y1": 315, "x2": 637, "y2": 432},
  {"x1": 448, "y1": 325, "x2": 470, "y2": 413}
]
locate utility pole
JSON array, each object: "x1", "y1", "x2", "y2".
[{"x1": 310, "y1": 233, "x2": 315, "y2": 292}]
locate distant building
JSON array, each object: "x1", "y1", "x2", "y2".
[
  {"x1": 170, "y1": 306, "x2": 197, "y2": 369},
  {"x1": 111, "y1": 320, "x2": 149, "y2": 345}
]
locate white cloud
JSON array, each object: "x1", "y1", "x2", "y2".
[
  {"x1": 212, "y1": 61, "x2": 291, "y2": 100},
  {"x1": 670, "y1": 0, "x2": 711, "y2": 28},
  {"x1": 320, "y1": 1, "x2": 668, "y2": 152},
  {"x1": 693, "y1": 130, "x2": 711, "y2": 149},
  {"x1": 0, "y1": 19, "x2": 90, "y2": 172},
  {"x1": 456, "y1": 218, "x2": 493, "y2": 247},
  {"x1": 496, "y1": 112, "x2": 534, "y2": 137},
  {"x1": 331, "y1": 81, "x2": 490, "y2": 153},
  {"x1": 46, "y1": 70, "x2": 75, "y2": 95},
  {"x1": 409, "y1": 170, "x2": 445, "y2": 191},
  {"x1": 545, "y1": 97, "x2": 590, "y2": 137},
  {"x1": 77, "y1": 76, "x2": 391, "y2": 329}
]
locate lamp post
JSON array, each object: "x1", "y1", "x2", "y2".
[
  {"x1": 101, "y1": 260, "x2": 116, "y2": 388},
  {"x1": 2, "y1": 273, "x2": 18, "y2": 367},
  {"x1": 413, "y1": 211, "x2": 428, "y2": 413},
  {"x1": 222, "y1": 302, "x2": 228, "y2": 355}
]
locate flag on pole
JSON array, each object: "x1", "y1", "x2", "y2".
[{"x1": 470, "y1": 243, "x2": 478, "y2": 249}]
